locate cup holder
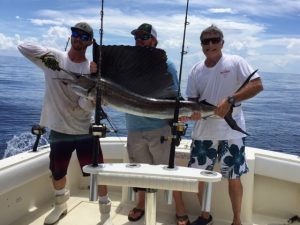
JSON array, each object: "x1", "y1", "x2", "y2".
[
  {"x1": 126, "y1": 163, "x2": 141, "y2": 168},
  {"x1": 200, "y1": 170, "x2": 218, "y2": 177}
]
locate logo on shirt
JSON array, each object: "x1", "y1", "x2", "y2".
[{"x1": 220, "y1": 69, "x2": 230, "y2": 76}]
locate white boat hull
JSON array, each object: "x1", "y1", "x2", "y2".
[{"x1": 0, "y1": 137, "x2": 299, "y2": 225}]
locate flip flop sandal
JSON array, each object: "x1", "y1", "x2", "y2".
[
  {"x1": 176, "y1": 214, "x2": 190, "y2": 225},
  {"x1": 128, "y1": 207, "x2": 145, "y2": 222}
]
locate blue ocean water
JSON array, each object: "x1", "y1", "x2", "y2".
[{"x1": 0, "y1": 55, "x2": 299, "y2": 159}]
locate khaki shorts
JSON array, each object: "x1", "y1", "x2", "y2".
[{"x1": 127, "y1": 126, "x2": 171, "y2": 165}]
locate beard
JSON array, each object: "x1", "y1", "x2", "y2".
[{"x1": 71, "y1": 39, "x2": 87, "y2": 52}]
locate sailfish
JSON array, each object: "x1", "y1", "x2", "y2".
[{"x1": 55, "y1": 43, "x2": 251, "y2": 135}]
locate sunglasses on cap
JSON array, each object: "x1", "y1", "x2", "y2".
[
  {"x1": 134, "y1": 34, "x2": 152, "y2": 41},
  {"x1": 201, "y1": 37, "x2": 222, "y2": 45},
  {"x1": 71, "y1": 30, "x2": 91, "y2": 41}
]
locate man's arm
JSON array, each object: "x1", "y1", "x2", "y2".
[
  {"x1": 215, "y1": 77, "x2": 264, "y2": 118},
  {"x1": 18, "y1": 42, "x2": 60, "y2": 71},
  {"x1": 234, "y1": 77, "x2": 264, "y2": 102}
]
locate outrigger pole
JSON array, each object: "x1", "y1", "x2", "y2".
[
  {"x1": 89, "y1": 0, "x2": 108, "y2": 201},
  {"x1": 168, "y1": 0, "x2": 190, "y2": 169}
]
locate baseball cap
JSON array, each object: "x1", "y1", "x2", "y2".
[
  {"x1": 131, "y1": 23, "x2": 157, "y2": 40},
  {"x1": 71, "y1": 22, "x2": 93, "y2": 38}
]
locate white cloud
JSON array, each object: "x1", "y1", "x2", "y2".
[
  {"x1": 207, "y1": 8, "x2": 236, "y2": 14},
  {"x1": 286, "y1": 39, "x2": 300, "y2": 54},
  {"x1": 0, "y1": 33, "x2": 16, "y2": 50},
  {"x1": 188, "y1": 0, "x2": 300, "y2": 18},
  {"x1": 1, "y1": 1, "x2": 300, "y2": 74},
  {"x1": 40, "y1": 26, "x2": 70, "y2": 50},
  {"x1": 30, "y1": 19, "x2": 63, "y2": 26},
  {"x1": 228, "y1": 41, "x2": 245, "y2": 51}
]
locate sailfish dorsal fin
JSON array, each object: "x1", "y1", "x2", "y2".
[{"x1": 93, "y1": 43, "x2": 178, "y2": 99}]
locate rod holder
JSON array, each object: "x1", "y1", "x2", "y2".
[
  {"x1": 164, "y1": 190, "x2": 173, "y2": 205},
  {"x1": 89, "y1": 174, "x2": 98, "y2": 201},
  {"x1": 128, "y1": 187, "x2": 136, "y2": 202},
  {"x1": 201, "y1": 182, "x2": 213, "y2": 212},
  {"x1": 31, "y1": 125, "x2": 46, "y2": 152},
  {"x1": 145, "y1": 189, "x2": 157, "y2": 225}
]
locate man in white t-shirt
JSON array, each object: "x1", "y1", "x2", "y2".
[
  {"x1": 178, "y1": 25, "x2": 263, "y2": 225},
  {"x1": 18, "y1": 22, "x2": 112, "y2": 225}
]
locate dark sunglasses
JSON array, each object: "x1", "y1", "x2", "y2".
[
  {"x1": 71, "y1": 31, "x2": 91, "y2": 41},
  {"x1": 201, "y1": 37, "x2": 222, "y2": 45},
  {"x1": 134, "y1": 34, "x2": 152, "y2": 41}
]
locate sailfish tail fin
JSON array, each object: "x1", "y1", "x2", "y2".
[
  {"x1": 224, "y1": 107, "x2": 249, "y2": 136},
  {"x1": 224, "y1": 69, "x2": 259, "y2": 136}
]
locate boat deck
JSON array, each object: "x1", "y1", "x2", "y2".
[
  {"x1": 10, "y1": 188, "x2": 180, "y2": 225},
  {"x1": 9, "y1": 188, "x2": 295, "y2": 225}
]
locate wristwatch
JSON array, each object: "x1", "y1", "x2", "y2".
[{"x1": 227, "y1": 96, "x2": 236, "y2": 106}]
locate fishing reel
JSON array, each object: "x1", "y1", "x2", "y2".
[
  {"x1": 161, "y1": 121, "x2": 188, "y2": 146},
  {"x1": 90, "y1": 123, "x2": 108, "y2": 138},
  {"x1": 173, "y1": 121, "x2": 188, "y2": 136},
  {"x1": 172, "y1": 121, "x2": 188, "y2": 146}
]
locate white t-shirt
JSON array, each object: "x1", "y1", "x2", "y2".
[
  {"x1": 186, "y1": 54, "x2": 260, "y2": 140},
  {"x1": 18, "y1": 43, "x2": 94, "y2": 135}
]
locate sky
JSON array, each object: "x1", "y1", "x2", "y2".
[{"x1": 1, "y1": 0, "x2": 300, "y2": 76}]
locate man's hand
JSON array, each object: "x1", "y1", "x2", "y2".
[
  {"x1": 179, "y1": 111, "x2": 202, "y2": 122},
  {"x1": 214, "y1": 98, "x2": 231, "y2": 118},
  {"x1": 40, "y1": 54, "x2": 60, "y2": 71},
  {"x1": 90, "y1": 61, "x2": 97, "y2": 74}
]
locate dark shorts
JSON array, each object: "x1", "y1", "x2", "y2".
[
  {"x1": 188, "y1": 138, "x2": 248, "y2": 179},
  {"x1": 49, "y1": 131, "x2": 104, "y2": 180}
]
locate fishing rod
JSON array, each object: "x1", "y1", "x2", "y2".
[
  {"x1": 89, "y1": 0, "x2": 107, "y2": 201},
  {"x1": 64, "y1": 37, "x2": 70, "y2": 51},
  {"x1": 94, "y1": 0, "x2": 105, "y2": 128},
  {"x1": 168, "y1": 0, "x2": 190, "y2": 169}
]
